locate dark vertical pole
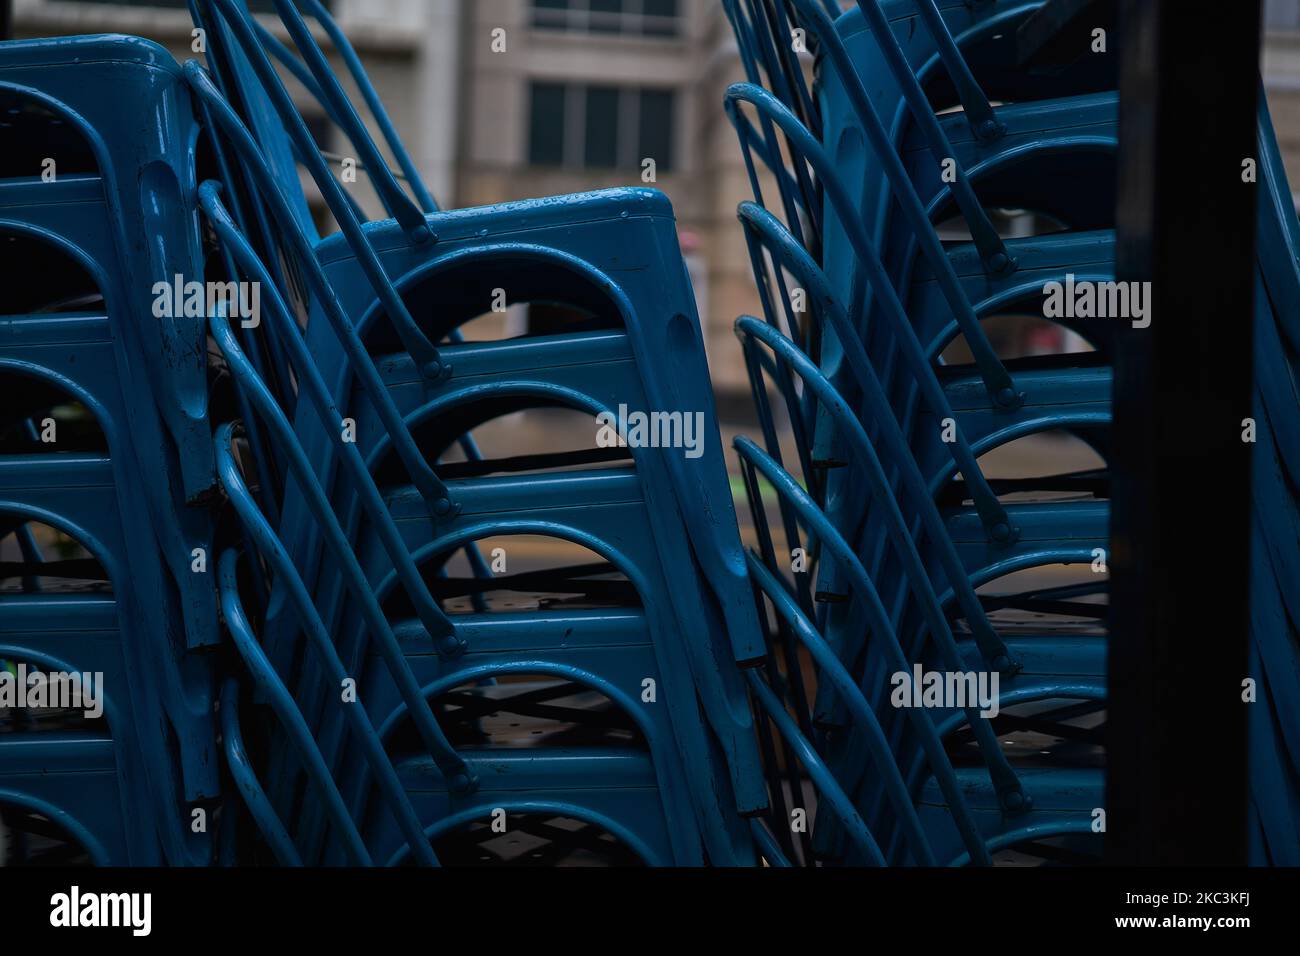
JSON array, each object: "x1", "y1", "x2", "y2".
[
  {"x1": 1108, "y1": 0, "x2": 1259, "y2": 864},
  {"x1": 0, "y1": 0, "x2": 12, "y2": 41}
]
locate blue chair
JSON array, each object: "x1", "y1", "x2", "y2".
[
  {"x1": 0, "y1": 37, "x2": 220, "y2": 663},
  {"x1": 177, "y1": 5, "x2": 770, "y2": 843},
  {"x1": 733, "y1": 313, "x2": 1104, "y2": 864},
  {"x1": 727, "y1": 88, "x2": 1109, "y2": 604},
  {"x1": 0, "y1": 42, "x2": 225, "y2": 865},
  {"x1": 728, "y1": 1, "x2": 1118, "y2": 471},
  {"x1": 208, "y1": 367, "x2": 754, "y2": 864},
  {"x1": 183, "y1": 65, "x2": 764, "y2": 858},
  {"x1": 1243, "y1": 95, "x2": 1300, "y2": 865},
  {"x1": 186, "y1": 0, "x2": 767, "y2": 670}
]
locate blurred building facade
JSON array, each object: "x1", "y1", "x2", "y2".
[
  {"x1": 16, "y1": 0, "x2": 1299, "y2": 407},
  {"x1": 12, "y1": 0, "x2": 759, "y2": 401},
  {"x1": 455, "y1": 0, "x2": 756, "y2": 397}
]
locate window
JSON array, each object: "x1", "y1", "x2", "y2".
[
  {"x1": 528, "y1": 82, "x2": 675, "y2": 172},
  {"x1": 531, "y1": 0, "x2": 681, "y2": 38},
  {"x1": 528, "y1": 83, "x2": 567, "y2": 167}
]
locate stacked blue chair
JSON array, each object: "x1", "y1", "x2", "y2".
[
  {"x1": 723, "y1": 0, "x2": 1113, "y2": 865},
  {"x1": 724, "y1": 0, "x2": 1300, "y2": 865},
  {"x1": 0, "y1": 36, "x2": 220, "y2": 864},
  {"x1": 4, "y1": 0, "x2": 1291, "y2": 869},
  {"x1": 187, "y1": 0, "x2": 768, "y2": 865}
]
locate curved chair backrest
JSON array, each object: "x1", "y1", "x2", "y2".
[
  {"x1": 214, "y1": 423, "x2": 459, "y2": 866},
  {"x1": 725, "y1": 81, "x2": 1021, "y2": 420},
  {"x1": 733, "y1": 165, "x2": 1015, "y2": 544},
  {"x1": 196, "y1": 178, "x2": 466, "y2": 651},
  {"x1": 190, "y1": 0, "x2": 444, "y2": 376},
  {"x1": 191, "y1": 0, "x2": 436, "y2": 226},
  {"x1": 735, "y1": 315, "x2": 1025, "y2": 813},
  {"x1": 722, "y1": 0, "x2": 824, "y2": 257},
  {"x1": 733, "y1": 434, "x2": 996, "y2": 864},
  {"x1": 186, "y1": 64, "x2": 463, "y2": 511}
]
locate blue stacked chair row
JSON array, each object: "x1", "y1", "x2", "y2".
[
  {"x1": 184, "y1": 0, "x2": 769, "y2": 865},
  {"x1": 724, "y1": 0, "x2": 1300, "y2": 865},
  {"x1": 3, "y1": 0, "x2": 1294, "y2": 868},
  {"x1": 0, "y1": 36, "x2": 220, "y2": 864},
  {"x1": 0, "y1": 0, "x2": 772, "y2": 866}
]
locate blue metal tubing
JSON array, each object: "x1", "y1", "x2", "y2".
[
  {"x1": 907, "y1": 0, "x2": 1002, "y2": 141},
  {"x1": 749, "y1": 817, "x2": 793, "y2": 867},
  {"x1": 218, "y1": 677, "x2": 304, "y2": 866},
  {"x1": 208, "y1": 307, "x2": 474, "y2": 792},
  {"x1": 215, "y1": 550, "x2": 374, "y2": 866},
  {"x1": 746, "y1": 0, "x2": 818, "y2": 135},
  {"x1": 197, "y1": 181, "x2": 464, "y2": 656},
  {"x1": 736, "y1": 228, "x2": 819, "y2": 487},
  {"x1": 745, "y1": 554, "x2": 936, "y2": 864},
  {"x1": 722, "y1": 0, "x2": 823, "y2": 248},
  {"x1": 745, "y1": 669, "x2": 885, "y2": 865},
  {"x1": 189, "y1": 0, "x2": 321, "y2": 306},
  {"x1": 11, "y1": 508, "x2": 42, "y2": 592},
  {"x1": 736, "y1": 451, "x2": 819, "y2": 738},
  {"x1": 735, "y1": 333, "x2": 1029, "y2": 830},
  {"x1": 214, "y1": 427, "x2": 442, "y2": 866},
  {"x1": 251, "y1": 20, "x2": 349, "y2": 145},
  {"x1": 201, "y1": 19, "x2": 493, "y2": 600},
  {"x1": 735, "y1": 435, "x2": 1002, "y2": 863},
  {"x1": 202, "y1": 104, "x2": 302, "y2": 432},
  {"x1": 736, "y1": 199, "x2": 1012, "y2": 543},
  {"x1": 207, "y1": 223, "x2": 288, "y2": 522},
  {"x1": 201, "y1": 0, "x2": 444, "y2": 378},
  {"x1": 265, "y1": 0, "x2": 429, "y2": 234},
  {"x1": 727, "y1": 68, "x2": 1019, "y2": 410},
  {"x1": 731, "y1": 224, "x2": 1016, "y2": 671},
  {"x1": 251, "y1": 2, "x2": 444, "y2": 229},
  {"x1": 734, "y1": 319, "x2": 1033, "y2": 818},
  {"x1": 183, "y1": 65, "x2": 458, "y2": 520},
  {"x1": 193, "y1": 37, "x2": 491, "y2": 601},
  {"x1": 726, "y1": 81, "x2": 1022, "y2": 439},
  {"x1": 835, "y1": 0, "x2": 1009, "y2": 270},
  {"x1": 293, "y1": 0, "x2": 439, "y2": 213}
]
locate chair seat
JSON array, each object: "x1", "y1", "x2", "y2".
[
  {"x1": 953, "y1": 634, "x2": 1106, "y2": 680},
  {"x1": 906, "y1": 91, "x2": 1118, "y2": 157},
  {"x1": 396, "y1": 746, "x2": 659, "y2": 794},
  {"x1": 929, "y1": 357, "x2": 1112, "y2": 456},
  {"x1": 940, "y1": 497, "x2": 1108, "y2": 581},
  {"x1": 369, "y1": 746, "x2": 677, "y2": 866},
  {"x1": 0, "y1": 592, "x2": 122, "y2": 679},
  {"x1": 911, "y1": 228, "x2": 1119, "y2": 357},
  {"x1": 0, "y1": 727, "x2": 115, "y2": 774},
  {"x1": 0, "y1": 729, "x2": 127, "y2": 865},
  {"x1": 0, "y1": 173, "x2": 106, "y2": 214},
  {"x1": 904, "y1": 92, "x2": 1118, "y2": 227},
  {"x1": 917, "y1": 766, "x2": 1104, "y2": 865},
  {"x1": 361, "y1": 609, "x2": 658, "y2": 738}
]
